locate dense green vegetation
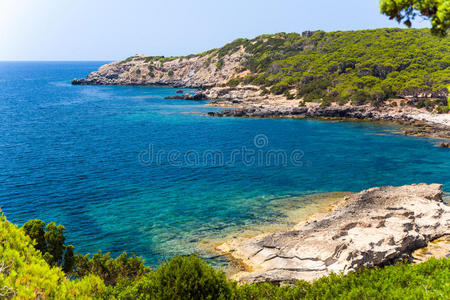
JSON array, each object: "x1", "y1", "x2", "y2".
[
  {"x1": 380, "y1": 0, "x2": 450, "y2": 36},
  {"x1": 225, "y1": 28, "x2": 449, "y2": 109},
  {"x1": 1, "y1": 213, "x2": 449, "y2": 299},
  {"x1": 119, "y1": 28, "x2": 449, "y2": 111},
  {"x1": 22, "y1": 219, "x2": 75, "y2": 273},
  {"x1": 0, "y1": 214, "x2": 106, "y2": 298}
]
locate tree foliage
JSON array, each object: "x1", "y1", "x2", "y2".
[
  {"x1": 109, "y1": 256, "x2": 234, "y2": 300},
  {"x1": 3, "y1": 213, "x2": 450, "y2": 299},
  {"x1": 0, "y1": 214, "x2": 105, "y2": 299},
  {"x1": 121, "y1": 28, "x2": 449, "y2": 111},
  {"x1": 21, "y1": 219, "x2": 149, "y2": 287},
  {"x1": 21, "y1": 219, "x2": 75, "y2": 273},
  {"x1": 380, "y1": 0, "x2": 450, "y2": 36},
  {"x1": 226, "y1": 28, "x2": 449, "y2": 109},
  {"x1": 72, "y1": 251, "x2": 150, "y2": 286}
]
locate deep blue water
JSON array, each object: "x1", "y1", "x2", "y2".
[{"x1": 0, "y1": 62, "x2": 449, "y2": 266}]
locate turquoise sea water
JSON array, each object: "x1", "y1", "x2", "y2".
[{"x1": 0, "y1": 62, "x2": 449, "y2": 266}]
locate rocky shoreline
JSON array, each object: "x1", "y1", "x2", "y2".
[
  {"x1": 72, "y1": 57, "x2": 450, "y2": 141},
  {"x1": 73, "y1": 57, "x2": 450, "y2": 285},
  {"x1": 217, "y1": 184, "x2": 450, "y2": 283},
  {"x1": 157, "y1": 87, "x2": 450, "y2": 140},
  {"x1": 207, "y1": 104, "x2": 450, "y2": 140}
]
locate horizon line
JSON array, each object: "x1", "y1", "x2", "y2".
[{"x1": 0, "y1": 59, "x2": 116, "y2": 62}]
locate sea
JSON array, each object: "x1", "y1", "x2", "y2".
[{"x1": 0, "y1": 61, "x2": 448, "y2": 266}]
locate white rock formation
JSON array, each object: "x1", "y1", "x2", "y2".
[{"x1": 218, "y1": 184, "x2": 450, "y2": 283}]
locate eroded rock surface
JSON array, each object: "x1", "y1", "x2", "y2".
[
  {"x1": 72, "y1": 50, "x2": 246, "y2": 87},
  {"x1": 218, "y1": 184, "x2": 449, "y2": 283}
]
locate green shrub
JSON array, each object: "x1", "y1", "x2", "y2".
[
  {"x1": 437, "y1": 105, "x2": 450, "y2": 113},
  {"x1": 119, "y1": 56, "x2": 135, "y2": 64},
  {"x1": 120, "y1": 29, "x2": 450, "y2": 108},
  {"x1": 203, "y1": 55, "x2": 214, "y2": 68},
  {"x1": 260, "y1": 87, "x2": 269, "y2": 96},
  {"x1": 72, "y1": 251, "x2": 149, "y2": 286},
  {"x1": 284, "y1": 91, "x2": 295, "y2": 99},
  {"x1": 351, "y1": 89, "x2": 372, "y2": 105},
  {"x1": 236, "y1": 258, "x2": 450, "y2": 299},
  {"x1": 296, "y1": 78, "x2": 331, "y2": 101},
  {"x1": 217, "y1": 38, "x2": 248, "y2": 58},
  {"x1": 227, "y1": 77, "x2": 241, "y2": 87},
  {"x1": 5, "y1": 212, "x2": 450, "y2": 299},
  {"x1": 216, "y1": 59, "x2": 224, "y2": 70},
  {"x1": 270, "y1": 82, "x2": 290, "y2": 95},
  {"x1": 113, "y1": 256, "x2": 234, "y2": 300},
  {"x1": 0, "y1": 214, "x2": 106, "y2": 298},
  {"x1": 168, "y1": 70, "x2": 174, "y2": 77}
]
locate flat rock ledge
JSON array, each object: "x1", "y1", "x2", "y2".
[{"x1": 218, "y1": 184, "x2": 449, "y2": 283}]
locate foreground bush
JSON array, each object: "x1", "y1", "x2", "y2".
[
  {"x1": 108, "y1": 256, "x2": 449, "y2": 299},
  {"x1": 237, "y1": 258, "x2": 450, "y2": 299},
  {"x1": 110, "y1": 256, "x2": 233, "y2": 299},
  {"x1": 3, "y1": 212, "x2": 450, "y2": 299},
  {"x1": 73, "y1": 251, "x2": 150, "y2": 287},
  {"x1": 0, "y1": 214, "x2": 105, "y2": 299}
]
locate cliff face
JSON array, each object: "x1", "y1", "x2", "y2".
[{"x1": 73, "y1": 48, "x2": 247, "y2": 88}]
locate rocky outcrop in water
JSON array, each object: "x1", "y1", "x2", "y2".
[
  {"x1": 218, "y1": 184, "x2": 450, "y2": 283},
  {"x1": 209, "y1": 104, "x2": 408, "y2": 119},
  {"x1": 207, "y1": 104, "x2": 450, "y2": 139}
]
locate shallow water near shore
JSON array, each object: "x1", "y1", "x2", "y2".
[{"x1": 0, "y1": 62, "x2": 449, "y2": 267}]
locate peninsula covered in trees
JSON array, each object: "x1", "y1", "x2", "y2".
[{"x1": 73, "y1": 28, "x2": 450, "y2": 113}]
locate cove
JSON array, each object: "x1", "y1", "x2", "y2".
[{"x1": 0, "y1": 62, "x2": 448, "y2": 267}]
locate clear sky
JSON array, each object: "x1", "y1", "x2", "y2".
[{"x1": 0, "y1": 0, "x2": 429, "y2": 61}]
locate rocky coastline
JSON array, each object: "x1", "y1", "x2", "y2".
[
  {"x1": 72, "y1": 61, "x2": 450, "y2": 140},
  {"x1": 72, "y1": 54, "x2": 450, "y2": 140},
  {"x1": 217, "y1": 184, "x2": 450, "y2": 283},
  {"x1": 72, "y1": 55, "x2": 449, "y2": 285},
  {"x1": 206, "y1": 101, "x2": 450, "y2": 140},
  {"x1": 71, "y1": 49, "x2": 246, "y2": 88}
]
